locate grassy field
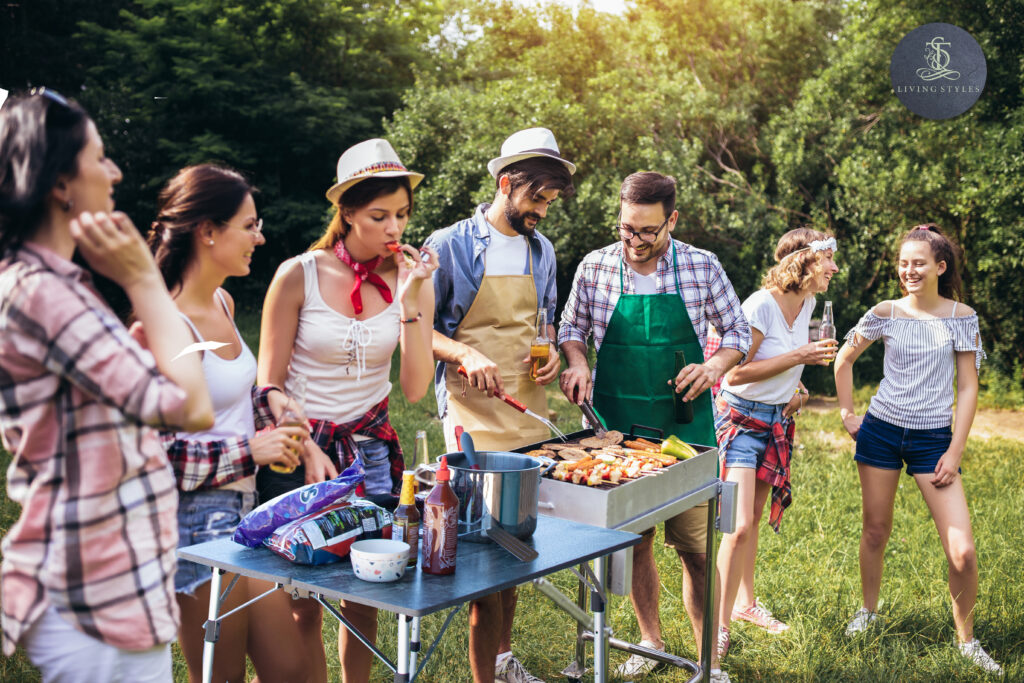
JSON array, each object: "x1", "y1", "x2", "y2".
[{"x1": 1, "y1": 313, "x2": 1021, "y2": 681}]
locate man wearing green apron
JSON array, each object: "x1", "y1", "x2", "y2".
[
  {"x1": 426, "y1": 128, "x2": 575, "y2": 683},
  {"x1": 559, "y1": 172, "x2": 750, "y2": 682}
]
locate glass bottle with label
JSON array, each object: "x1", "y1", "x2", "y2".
[
  {"x1": 270, "y1": 373, "x2": 306, "y2": 473},
  {"x1": 529, "y1": 308, "x2": 550, "y2": 381},
  {"x1": 392, "y1": 471, "x2": 420, "y2": 568},
  {"x1": 818, "y1": 301, "x2": 837, "y2": 364},
  {"x1": 421, "y1": 456, "x2": 458, "y2": 575}
]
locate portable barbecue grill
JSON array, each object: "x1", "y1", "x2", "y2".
[{"x1": 515, "y1": 426, "x2": 737, "y2": 683}]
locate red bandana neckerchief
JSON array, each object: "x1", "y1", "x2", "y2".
[{"x1": 333, "y1": 240, "x2": 392, "y2": 315}]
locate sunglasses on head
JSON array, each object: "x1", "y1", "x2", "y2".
[{"x1": 29, "y1": 87, "x2": 71, "y2": 109}]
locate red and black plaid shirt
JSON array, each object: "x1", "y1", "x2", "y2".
[{"x1": 308, "y1": 396, "x2": 404, "y2": 495}]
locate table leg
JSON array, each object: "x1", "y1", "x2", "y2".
[
  {"x1": 591, "y1": 556, "x2": 609, "y2": 683},
  {"x1": 395, "y1": 614, "x2": 410, "y2": 683},
  {"x1": 202, "y1": 567, "x2": 223, "y2": 683},
  {"x1": 409, "y1": 617, "x2": 421, "y2": 675},
  {"x1": 700, "y1": 494, "x2": 719, "y2": 683}
]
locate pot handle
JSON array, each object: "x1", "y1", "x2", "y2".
[{"x1": 535, "y1": 455, "x2": 557, "y2": 478}]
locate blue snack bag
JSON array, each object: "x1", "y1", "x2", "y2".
[
  {"x1": 265, "y1": 498, "x2": 393, "y2": 565},
  {"x1": 233, "y1": 461, "x2": 365, "y2": 547}
]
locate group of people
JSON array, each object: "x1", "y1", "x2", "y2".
[{"x1": 0, "y1": 87, "x2": 1002, "y2": 683}]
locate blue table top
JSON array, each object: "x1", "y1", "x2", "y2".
[{"x1": 179, "y1": 515, "x2": 640, "y2": 617}]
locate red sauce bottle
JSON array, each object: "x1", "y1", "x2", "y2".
[{"x1": 420, "y1": 456, "x2": 458, "y2": 575}]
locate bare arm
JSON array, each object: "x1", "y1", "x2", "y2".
[
  {"x1": 673, "y1": 346, "x2": 744, "y2": 402},
  {"x1": 559, "y1": 339, "x2": 591, "y2": 404},
  {"x1": 725, "y1": 329, "x2": 835, "y2": 385},
  {"x1": 931, "y1": 350, "x2": 978, "y2": 487},
  {"x1": 834, "y1": 333, "x2": 874, "y2": 438},
  {"x1": 395, "y1": 246, "x2": 437, "y2": 402}
]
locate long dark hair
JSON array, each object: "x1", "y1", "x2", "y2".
[
  {"x1": 899, "y1": 223, "x2": 963, "y2": 301},
  {"x1": 310, "y1": 176, "x2": 413, "y2": 251},
  {"x1": 0, "y1": 92, "x2": 90, "y2": 255},
  {"x1": 147, "y1": 164, "x2": 254, "y2": 292}
]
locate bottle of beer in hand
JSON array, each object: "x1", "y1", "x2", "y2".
[
  {"x1": 529, "y1": 308, "x2": 550, "y2": 381},
  {"x1": 674, "y1": 350, "x2": 694, "y2": 424},
  {"x1": 818, "y1": 301, "x2": 837, "y2": 364},
  {"x1": 270, "y1": 373, "x2": 307, "y2": 473},
  {"x1": 421, "y1": 456, "x2": 458, "y2": 575},
  {"x1": 393, "y1": 471, "x2": 420, "y2": 568}
]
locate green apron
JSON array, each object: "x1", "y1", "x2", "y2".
[{"x1": 592, "y1": 247, "x2": 717, "y2": 447}]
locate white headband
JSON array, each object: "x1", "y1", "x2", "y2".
[{"x1": 785, "y1": 236, "x2": 837, "y2": 258}]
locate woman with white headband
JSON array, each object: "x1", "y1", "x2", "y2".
[{"x1": 713, "y1": 228, "x2": 838, "y2": 658}]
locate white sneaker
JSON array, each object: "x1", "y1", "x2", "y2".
[
  {"x1": 844, "y1": 606, "x2": 879, "y2": 636},
  {"x1": 495, "y1": 654, "x2": 545, "y2": 683},
  {"x1": 614, "y1": 639, "x2": 664, "y2": 679},
  {"x1": 959, "y1": 639, "x2": 1003, "y2": 676},
  {"x1": 709, "y1": 668, "x2": 732, "y2": 683}
]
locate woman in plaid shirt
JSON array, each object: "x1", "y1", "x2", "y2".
[{"x1": 0, "y1": 91, "x2": 213, "y2": 680}]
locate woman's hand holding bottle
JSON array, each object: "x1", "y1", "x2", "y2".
[
  {"x1": 249, "y1": 425, "x2": 307, "y2": 471},
  {"x1": 797, "y1": 340, "x2": 838, "y2": 366}
]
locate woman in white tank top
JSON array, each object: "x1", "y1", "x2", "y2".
[
  {"x1": 257, "y1": 140, "x2": 436, "y2": 683},
  {"x1": 134, "y1": 164, "x2": 308, "y2": 683}
]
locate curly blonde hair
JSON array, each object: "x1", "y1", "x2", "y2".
[{"x1": 762, "y1": 227, "x2": 833, "y2": 294}]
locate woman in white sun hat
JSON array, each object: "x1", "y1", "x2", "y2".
[{"x1": 257, "y1": 138, "x2": 437, "y2": 682}]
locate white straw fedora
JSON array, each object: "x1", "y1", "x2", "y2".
[
  {"x1": 486, "y1": 127, "x2": 577, "y2": 178},
  {"x1": 325, "y1": 139, "x2": 424, "y2": 204}
]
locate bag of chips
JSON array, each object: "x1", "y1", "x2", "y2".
[
  {"x1": 265, "y1": 498, "x2": 393, "y2": 565},
  {"x1": 233, "y1": 461, "x2": 364, "y2": 547}
]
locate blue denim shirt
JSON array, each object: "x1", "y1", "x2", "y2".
[{"x1": 424, "y1": 204, "x2": 558, "y2": 419}]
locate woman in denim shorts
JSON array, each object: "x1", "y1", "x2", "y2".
[
  {"x1": 134, "y1": 165, "x2": 309, "y2": 682},
  {"x1": 714, "y1": 228, "x2": 838, "y2": 657},
  {"x1": 835, "y1": 225, "x2": 1001, "y2": 675}
]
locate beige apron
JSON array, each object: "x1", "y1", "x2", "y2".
[{"x1": 443, "y1": 247, "x2": 548, "y2": 451}]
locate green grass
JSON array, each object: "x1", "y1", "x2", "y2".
[{"x1": 2, "y1": 333, "x2": 1022, "y2": 681}]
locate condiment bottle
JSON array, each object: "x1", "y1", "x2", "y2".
[
  {"x1": 673, "y1": 350, "x2": 694, "y2": 424},
  {"x1": 421, "y1": 456, "x2": 458, "y2": 575},
  {"x1": 393, "y1": 471, "x2": 420, "y2": 568},
  {"x1": 270, "y1": 373, "x2": 307, "y2": 473},
  {"x1": 818, "y1": 301, "x2": 837, "y2": 364},
  {"x1": 529, "y1": 308, "x2": 549, "y2": 381}
]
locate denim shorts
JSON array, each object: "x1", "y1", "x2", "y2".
[
  {"x1": 176, "y1": 489, "x2": 255, "y2": 594},
  {"x1": 855, "y1": 412, "x2": 954, "y2": 475},
  {"x1": 255, "y1": 437, "x2": 395, "y2": 503},
  {"x1": 715, "y1": 391, "x2": 787, "y2": 470}
]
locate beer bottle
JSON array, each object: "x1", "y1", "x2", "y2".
[
  {"x1": 529, "y1": 308, "x2": 550, "y2": 381},
  {"x1": 818, "y1": 301, "x2": 837, "y2": 364},
  {"x1": 270, "y1": 373, "x2": 307, "y2": 473},
  {"x1": 393, "y1": 471, "x2": 420, "y2": 568},
  {"x1": 674, "y1": 350, "x2": 694, "y2": 424}
]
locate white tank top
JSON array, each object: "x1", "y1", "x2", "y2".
[
  {"x1": 285, "y1": 252, "x2": 399, "y2": 425},
  {"x1": 176, "y1": 290, "x2": 257, "y2": 493}
]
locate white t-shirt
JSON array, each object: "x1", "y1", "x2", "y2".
[
  {"x1": 721, "y1": 289, "x2": 816, "y2": 404},
  {"x1": 485, "y1": 223, "x2": 530, "y2": 275},
  {"x1": 631, "y1": 270, "x2": 658, "y2": 295}
]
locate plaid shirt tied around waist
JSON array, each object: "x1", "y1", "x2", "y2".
[
  {"x1": 309, "y1": 396, "x2": 404, "y2": 495},
  {"x1": 715, "y1": 394, "x2": 795, "y2": 532}
]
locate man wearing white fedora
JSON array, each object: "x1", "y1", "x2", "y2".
[{"x1": 426, "y1": 127, "x2": 575, "y2": 683}]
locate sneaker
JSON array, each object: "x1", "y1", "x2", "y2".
[
  {"x1": 716, "y1": 626, "x2": 731, "y2": 659},
  {"x1": 495, "y1": 653, "x2": 545, "y2": 683},
  {"x1": 614, "y1": 639, "x2": 663, "y2": 679},
  {"x1": 844, "y1": 607, "x2": 879, "y2": 636},
  {"x1": 959, "y1": 639, "x2": 1004, "y2": 676},
  {"x1": 731, "y1": 598, "x2": 790, "y2": 633},
  {"x1": 709, "y1": 669, "x2": 732, "y2": 683}
]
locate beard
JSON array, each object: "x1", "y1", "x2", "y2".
[{"x1": 505, "y1": 202, "x2": 542, "y2": 236}]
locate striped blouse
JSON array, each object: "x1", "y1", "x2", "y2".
[{"x1": 845, "y1": 301, "x2": 985, "y2": 430}]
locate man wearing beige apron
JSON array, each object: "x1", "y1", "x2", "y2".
[
  {"x1": 559, "y1": 173, "x2": 750, "y2": 682},
  {"x1": 426, "y1": 128, "x2": 575, "y2": 683}
]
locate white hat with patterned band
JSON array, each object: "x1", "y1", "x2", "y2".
[
  {"x1": 487, "y1": 127, "x2": 577, "y2": 178},
  {"x1": 325, "y1": 138, "x2": 424, "y2": 204}
]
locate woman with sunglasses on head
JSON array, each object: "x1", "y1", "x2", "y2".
[
  {"x1": 714, "y1": 228, "x2": 838, "y2": 658},
  {"x1": 835, "y1": 224, "x2": 1001, "y2": 675},
  {"x1": 257, "y1": 139, "x2": 436, "y2": 682},
  {"x1": 0, "y1": 91, "x2": 213, "y2": 680},
  {"x1": 131, "y1": 164, "x2": 308, "y2": 683}
]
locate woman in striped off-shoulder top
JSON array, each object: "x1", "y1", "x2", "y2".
[{"x1": 834, "y1": 224, "x2": 1001, "y2": 676}]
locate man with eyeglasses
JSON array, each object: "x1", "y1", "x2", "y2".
[{"x1": 558, "y1": 172, "x2": 749, "y2": 682}]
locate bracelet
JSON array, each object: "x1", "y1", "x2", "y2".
[
  {"x1": 400, "y1": 312, "x2": 422, "y2": 324},
  {"x1": 265, "y1": 385, "x2": 284, "y2": 396}
]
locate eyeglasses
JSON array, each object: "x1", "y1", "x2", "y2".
[
  {"x1": 224, "y1": 217, "x2": 264, "y2": 235},
  {"x1": 616, "y1": 215, "x2": 670, "y2": 243},
  {"x1": 29, "y1": 87, "x2": 70, "y2": 109}
]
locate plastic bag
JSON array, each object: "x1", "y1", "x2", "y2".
[{"x1": 265, "y1": 498, "x2": 393, "y2": 565}]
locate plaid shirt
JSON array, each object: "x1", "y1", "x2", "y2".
[
  {"x1": 309, "y1": 396, "x2": 404, "y2": 495},
  {"x1": 161, "y1": 386, "x2": 276, "y2": 491},
  {"x1": 0, "y1": 245, "x2": 188, "y2": 654},
  {"x1": 715, "y1": 393, "x2": 795, "y2": 532},
  {"x1": 558, "y1": 240, "x2": 750, "y2": 358}
]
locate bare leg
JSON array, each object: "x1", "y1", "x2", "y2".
[
  {"x1": 338, "y1": 601, "x2": 378, "y2": 683},
  {"x1": 715, "y1": 467, "x2": 757, "y2": 626},
  {"x1": 735, "y1": 478, "x2": 773, "y2": 611},
  {"x1": 497, "y1": 587, "x2": 518, "y2": 655},
  {"x1": 247, "y1": 578, "x2": 309, "y2": 683},
  {"x1": 291, "y1": 598, "x2": 327, "y2": 683},
  {"x1": 628, "y1": 532, "x2": 664, "y2": 648},
  {"x1": 857, "y1": 464, "x2": 902, "y2": 612},
  {"x1": 913, "y1": 474, "x2": 978, "y2": 643},
  {"x1": 177, "y1": 574, "x2": 249, "y2": 683},
  {"x1": 677, "y1": 551, "x2": 710, "y2": 657},
  {"x1": 469, "y1": 593, "x2": 502, "y2": 682}
]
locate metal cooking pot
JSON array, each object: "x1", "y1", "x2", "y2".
[{"x1": 436, "y1": 452, "x2": 553, "y2": 543}]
